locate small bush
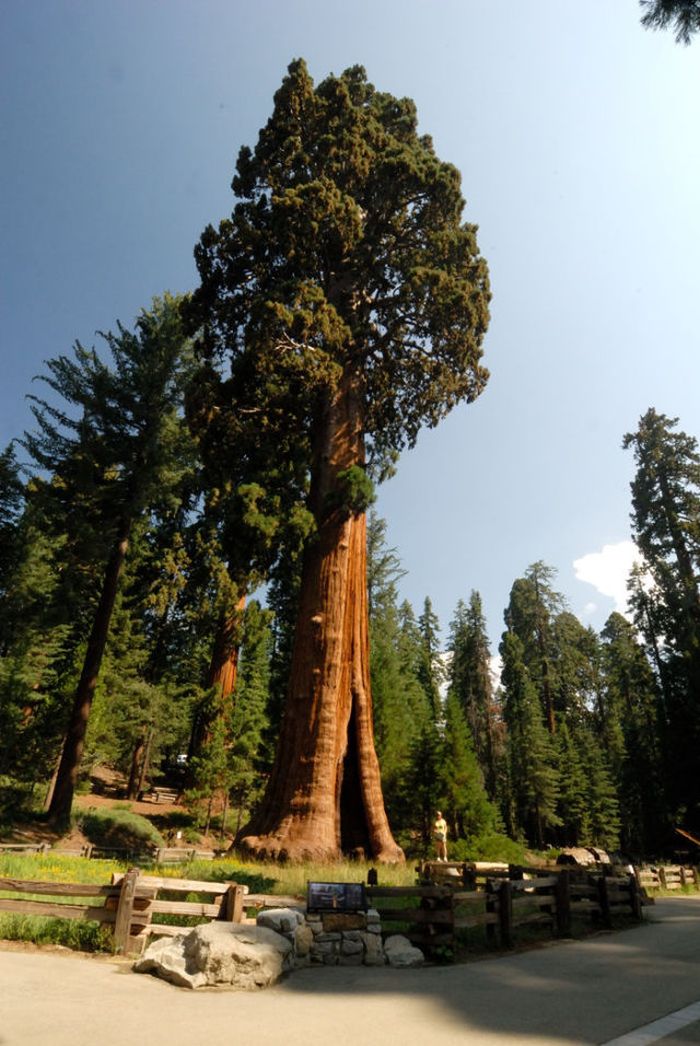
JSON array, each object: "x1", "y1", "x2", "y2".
[
  {"x1": 77, "y1": 808, "x2": 164, "y2": 851},
  {"x1": 0, "y1": 913, "x2": 112, "y2": 952},
  {"x1": 449, "y1": 832, "x2": 528, "y2": 865}
]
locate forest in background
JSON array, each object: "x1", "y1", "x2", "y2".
[
  {"x1": 1, "y1": 53, "x2": 699, "y2": 861},
  {"x1": 0, "y1": 307, "x2": 697, "y2": 858}
]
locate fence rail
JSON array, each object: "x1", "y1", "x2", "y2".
[
  {"x1": 0, "y1": 869, "x2": 306, "y2": 956},
  {"x1": 638, "y1": 865, "x2": 699, "y2": 890},
  {"x1": 368, "y1": 865, "x2": 643, "y2": 950},
  {"x1": 0, "y1": 861, "x2": 654, "y2": 960}
]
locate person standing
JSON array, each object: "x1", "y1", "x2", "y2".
[{"x1": 433, "y1": 810, "x2": 448, "y2": 862}]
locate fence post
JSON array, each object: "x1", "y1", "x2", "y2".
[
  {"x1": 114, "y1": 867, "x2": 140, "y2": 955},
  {"x1": 555, "y1": 869, "x2": 572, "y2": 937},
  {"x1": 597, "y1": 874, "x2": 612, "y2": 929},
  {"x1": 499, "y1": 879, "x2": 514, "y2": 949},
  {"x1": 485, "y1": 879, "x2": 498, "y2": 945},
  {"x1": 222, "y1": 883, "x2": 245, "y2": 923},
  {"x1": 628, "y1": 873, "x2": 642, "y2": 921},
  {"x1": 658, "y1": 866, "x2": 667, "y2": 889}
]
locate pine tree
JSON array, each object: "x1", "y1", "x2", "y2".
[
  {"x1": 188, "y1": 60, "x2": 490, "y2": 861},
  {"x1": 623, "y1": 409, "x2": 700, "y2": 823},
  {"x1": 600, "y1": 611, "x2": 667, "y2": 850},
  {"x1": 500, "y1": 631, "x2": 561, "y2": 847},
  {"x1": 447, "y1": 592, "x2": 498, "y2": 797},
  {"x1": 640, "y1": 0, "x2": 700, "y2": 43},
  {"x1": 228, "y1": 600, "x2": 272, "y2": 834},
  {"x1": 440, "y1": 691, "x2": 500, "y2": 842},
  {"x1": 0, "y1": 445, "x2": 24, "y2": 635},
  {"x1": 504, "y1": 563, "x2": 564, "y2": 734},
  {"x1": 22, "y1": 295, "x2": 195, "y2": 823},
  {"x1": 417, "y1": 597, "x2": 444, "y2": 718}
]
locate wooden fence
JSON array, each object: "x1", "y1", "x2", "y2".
[
  {"x1": 368, "y1": 865, "x2": 644, "y2": 951},
  {"x1": 0, "y1": 841, "x2": 217, "y2": 864},
  {"x1": 637, "y1": 865, "x2": 699, "y2": 891},
  {"x1": 0, "y1": 869, "x2": 304, "y2": 957},
  {"x1": 0, "y1": 862, "x2": 649, "y2": 961}
]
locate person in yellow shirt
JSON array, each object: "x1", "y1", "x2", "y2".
[{"x1": 433, "y1": 811, "x2": 448, "y2": 862}]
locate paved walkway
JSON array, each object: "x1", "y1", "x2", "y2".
[{"x1": 2, "y1": 897, "x2": 700, "y2": 1046}]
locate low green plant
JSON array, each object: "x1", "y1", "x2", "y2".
[
  {"x1": 0, "y1": 913, "x2": 113, "y2": 951},
  {"x1": 77, "y1": 808, "x2": 165, "y2": 851},
  {"x1": 449, "y1": 832, "x2": 528, "y2": 865}
]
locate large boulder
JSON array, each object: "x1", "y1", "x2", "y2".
[
  {"x1": 384, "y1": 935, "x2": 424, "y2": 968},
  {"x1": 134, "y1": 922, "x2": 293, "y2": 990}
]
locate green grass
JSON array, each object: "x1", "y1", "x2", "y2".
[
  {"x1": 0, "y1": 852, "x2": 129, "y2": 952},
  {"x1": 0, "y1": 852, "x2": 416, "y2": 951}
]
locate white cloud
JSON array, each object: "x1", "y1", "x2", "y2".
[
  {"x1": 582, "y1": 601, "x2": 598, "y2": 617},
  {"x1": 573, "y1": 541, "x2": 642, "y2": 617}
]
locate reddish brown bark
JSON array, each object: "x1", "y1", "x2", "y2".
[
  {"x1": 190, "y1": 594, "x2": 246, "y2": 758},
  {"x1": 237, "y1": 371, "x2": 403, "y2": 863},
  {"x1": 208, "y1": 593, "x2": 246, "y2": 703}
]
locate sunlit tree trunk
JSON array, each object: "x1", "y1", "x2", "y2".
[{"x1": 238, "y1": 371, "x2": 403, "y2": 862}]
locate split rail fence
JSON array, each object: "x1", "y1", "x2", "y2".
[
  {"x1": 637, "y1": 865, "x2": 699, "y2": 891},
  {"x1": 0, "y1": 869, "x2": 299, "y2": 956},
  {"x1": 0, "y1": 841, "x2": 216, "y2": 863},
  {"x1": 367, "y1": 863, "x2": 644, "y2": 951},
  {"x1": 0, "y1": 861, "x2": 664, "y2": 960}
]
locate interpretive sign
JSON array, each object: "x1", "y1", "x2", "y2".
[{"x1": 306, "y1": 881, "x2": 367, "y2": 912}]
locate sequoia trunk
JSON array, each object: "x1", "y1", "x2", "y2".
[
  {"x1": 237, "y1": 371, "x2": 403, "y2": 862},
  {"x1": 190, "y1": 594, "x2": 247, "y2": 758}
]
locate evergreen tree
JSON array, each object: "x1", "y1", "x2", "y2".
[
  {"x1": 440, "y1": 691, "x2": 500, "y2": 842},
  {"x1": 600, "y1": 611, "x2": 666, "y2": 850},
  {"x1": 553, "y1": 722, "x2": 591, "y2": 845},
  {"x1": 504, "y1": 563, "x2": 564, "y2": 734},
  {"x1": 188, "y1": 60, "x2": 491, "y2": 861},
  {"x1": 447, "y1": 592, "x2": 498, "y2": 797},
  {"x1": 417, "y1": 597, "x2": 444, "y2": 718},
  {"x1": 367, "y1": 517, "x2": 425, "y2": 835},
  {"x1": 640, "y1": 0, "x2": 700, "y2": 43},
  {"x1": 623, "y1": 409, "x2": 700, "y2": 823},
  {"x1": 228, "y1": 599, "x2": 272, "y2": 833},
  {"x1": 500, "y1": 631, "x2": 560, "y2": 847},
  {"x1": 22, "y1": 295, "x2": 195, "y2": 822},
  {"x1": 0, "y1": 445, "x2": 24, "y2": 633}
]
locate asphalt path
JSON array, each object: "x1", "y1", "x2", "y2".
[{"x1": 2, "y1": 897, "x2": 700, "y2": 1046}]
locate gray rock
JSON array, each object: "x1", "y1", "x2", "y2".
[
  {"x1": 294, "y1": 923, "x2": 314, "y2": 957},
  {"x1": 339, "y1": 951, "x2": 364, "y2": 966},
  {"x1": 384, "y1": 934, "x2": 424, "y2": 968},
  {"x1": 134, "y1": 922, "x2": 293, "y2": 990},
  {"x1": 256, "y1": 907, "x2": 304, "y2": 935},
  {"x1": 340, "y1": 938, "x2": 363, "y2": 955},
  {"x1": 359, "y1": 931, "x2": 386, "y2": 966}
]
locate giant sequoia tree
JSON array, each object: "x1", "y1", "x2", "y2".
[
  {"x1": 188, "y1": 60, "x2": 490, "y2": 861},
  {"x1": 624, "y1": 409, "x2": 700, "y2": 822}
]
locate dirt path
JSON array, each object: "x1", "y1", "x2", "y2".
[{"x1": 2, "y1": 899, "x2": 700, "y2": 1046}]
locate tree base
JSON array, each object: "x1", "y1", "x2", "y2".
[{"x1": 235, "y1": 832, "x2": 404, "y2": 865}]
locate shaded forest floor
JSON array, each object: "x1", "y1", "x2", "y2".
[{"x1": 1, "y1": 764, "x2": 232, "y2": 853}]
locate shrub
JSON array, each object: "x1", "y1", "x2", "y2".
[
  {"x1": 449, "y1": 832, "x2": 528, "y2": 865},
  {"x1": 0, "y1": 913, "x2": 112, "y2": 951},
  {"x1": 77, "y1": 808, "x2": 164, "y2": 851}
]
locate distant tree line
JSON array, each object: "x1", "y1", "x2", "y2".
[{"x1": 1, "y1": 328, "x2": 697, "y2": 854}]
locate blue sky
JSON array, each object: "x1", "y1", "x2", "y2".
[{"x1": 2, "y1": 1, "x2": 699, "y2": 649}]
